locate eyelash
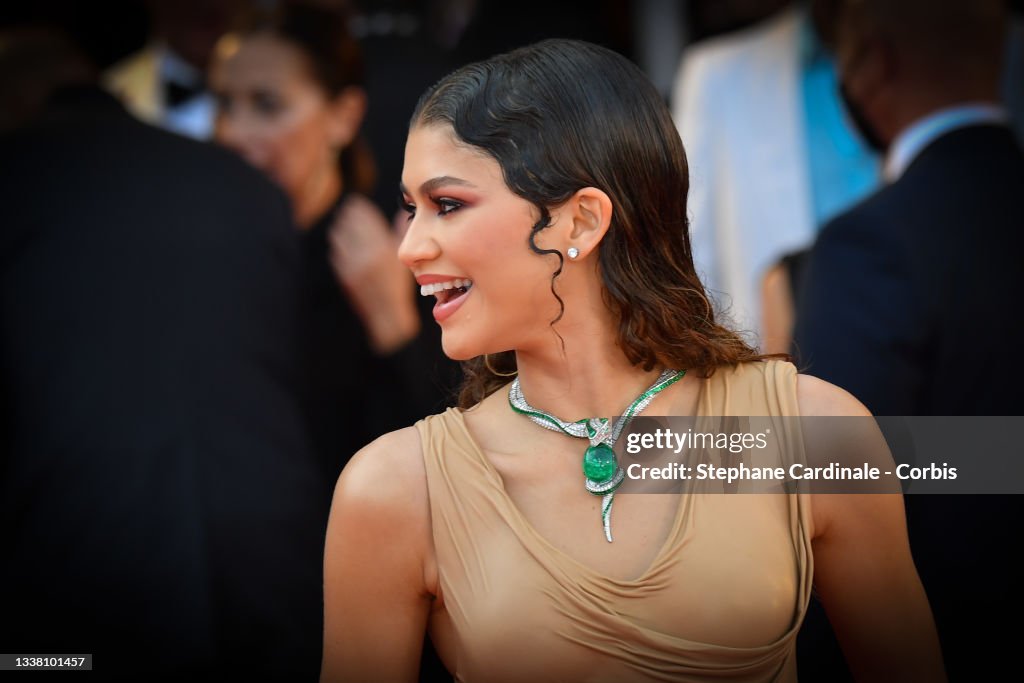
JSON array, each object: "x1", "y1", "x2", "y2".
[
  {"x1": 400, "y1": 196, "x2": 465, "y2": 219},
  {"x1": 436, "y1": 198, "x2": 464, "y2": 215}
]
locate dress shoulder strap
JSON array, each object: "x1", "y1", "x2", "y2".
[{"x1": 698, "y1": 359, "x2": 801, "y2": 417}]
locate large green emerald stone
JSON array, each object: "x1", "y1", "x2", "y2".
[{"x1": 582, "y1": 443, "x2": 617, "y2": 483}]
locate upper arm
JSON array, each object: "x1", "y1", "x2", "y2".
[
  {"x1": 797, "y1": 376, "x2": 945, "y2": 682},
  {"x1": 320, "y1": 427, "x2": 435, "y2": 683}
]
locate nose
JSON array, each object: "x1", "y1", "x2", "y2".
[
  {"x1": 397, "y1": 215, "x2": 441, "y2": 270},
  {"x1": 214, "y1": 110, "x2": 264, "y2": 168}
]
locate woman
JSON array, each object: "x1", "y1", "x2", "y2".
[
  {"x1": 208, "y1": 1, "x2": 452, "y2": 485},
  {"x1": 321, "y1": 40, "x2": 944, "y2": 682}
]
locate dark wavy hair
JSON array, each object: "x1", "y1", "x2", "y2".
[{"x1": 410, "y1": 39, "x2": 767, "y2": 409}]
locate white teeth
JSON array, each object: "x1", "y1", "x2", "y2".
[{"x1": 419, "y1": 278, "x2": 473, "y2": 296}]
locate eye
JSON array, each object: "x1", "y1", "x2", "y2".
[
  {"x1": 213, "y1": 92, "x2": 232, "y2": 113},
  {"x1": 435, "y1": 197, "x2": 464, "y2": 216},
  {"x1": 252, "y1": 90, "x2": 284, "y2": 117},
  {"x1": 398, "y1": 192, "x2": 416, "y2": 220}
]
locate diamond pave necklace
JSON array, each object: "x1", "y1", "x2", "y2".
[{"x1": 508, "y1": 369, "x2": 685, "y2": 543}]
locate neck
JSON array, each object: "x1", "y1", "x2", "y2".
[
  {"x1": 295, "y1": 163, "x2": 343, "y2": 230},
  {"x1": 882, "y1": 82, "x2": 1001, "y2": 145},
  {"x1": 512, "y1": 307, "x2": 666, "y2": 422}
]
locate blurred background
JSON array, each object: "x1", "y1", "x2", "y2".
[{"x1": 0, "y1": 0, "x2": 816, "y2": 215}]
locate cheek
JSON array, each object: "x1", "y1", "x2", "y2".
[
  {"x1": 437, "y1": 233, "x2": 563, "y2": 358},
  {"x1": 262, "y1": 110, "x2": 333, "y2": 197},
  {"x1": 480, "y1": 244, "x2": 564, "y2": 324},
  {"x1": 471, "y1": 218, "x2": 562, "y2": 305},
  {"x1": 215, "y1": 111, "x2": 270, "y2": 168}
]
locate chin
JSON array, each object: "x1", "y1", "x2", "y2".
[
  {"x1": 439, "y1": 331, "x2": 478, "y2": 362},
  {"x1": 439, "y1": 327, "x2": 506, "y2": 363}
]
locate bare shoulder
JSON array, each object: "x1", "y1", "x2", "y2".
[
  {"x1": 327, "y1": 426, "x2": 434, "y2": 588},
  {"x1": 795, "y1": 374, "x2": 899, "y2": 541},
  {"x1": 796, "y1": 373, "x2": 872, "y2": 418},
  {"x1": 321, "y1": 427, "x2": 437, "y2": 680},
  {"x1": 331, "y1": 426, "x2": 428, "y2": 522}
]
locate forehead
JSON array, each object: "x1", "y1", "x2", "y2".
[
  {"x1": 402, "y1": 124, "x2": 504, "y2": 189},
  {"x1": 211, "y1": 32, "x2": 312, "y2": 87}
]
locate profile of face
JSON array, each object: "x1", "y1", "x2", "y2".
[
  {"x1": 402, "y1": 39, "x2": 708, "y2": 383},
  {"x1": 834, "y1": 10, "x2": 890, "y2": 153},
  {"x1": 399, "y1": 124, "x2": 567, "y2": 361},
  {"x1": 209, "y1": 32, "x2": 363, "y2": 207}
]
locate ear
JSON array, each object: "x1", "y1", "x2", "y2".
[
  {"x1": 564, "y1": 186, "x2": 613, "y2": 261},
  {"x1": 326, "y1": 86, "x2": 367, "y2": 150},
  {"x1": 839, "y1": 29, "x2": 893, "y2": 105},
  {"x1": 858, "y1": 36, "x2": 895, "y2": 93}
]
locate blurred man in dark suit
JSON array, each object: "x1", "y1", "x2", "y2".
[
  {"x1": 794, "y1": 1, "x2": 1024, "y2": 679},
  {"x1": 0, "y1": 30, "x2": 328, "y2": 681}
]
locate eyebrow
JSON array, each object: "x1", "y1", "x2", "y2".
[{"x1": 399, "y1": 176, "x2": 477, "y2": 196}]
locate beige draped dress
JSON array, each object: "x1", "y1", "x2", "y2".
[{"x1": 415, "y1": 360, "x2": 814, "y2": 682}]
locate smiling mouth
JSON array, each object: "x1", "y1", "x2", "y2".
[{"x1": 420, "y1": 278, "x2": 473, "y2": 304}]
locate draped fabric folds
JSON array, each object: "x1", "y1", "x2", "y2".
[{"x1": 415, "y1": 361, "x2": 813, "y2": 682}]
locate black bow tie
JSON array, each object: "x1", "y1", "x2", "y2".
[{"x1": 164, "y1": 79, "x2": 205, "y2": 108}]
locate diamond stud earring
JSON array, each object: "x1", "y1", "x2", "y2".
[{"x1": 567, "y1": 247, "x2": 580, "y2": 259}]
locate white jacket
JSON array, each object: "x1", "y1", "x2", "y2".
[{"x1": 672, "y1": 7, "x2": 813, "y2": 342}]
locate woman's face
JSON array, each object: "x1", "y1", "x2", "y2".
[
  {"x1": 209, "y1": 33, "x2": 342, "y2": 205},
  {"x1": 399, "y1": 124, "x2": 565, "y2": 360}
]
